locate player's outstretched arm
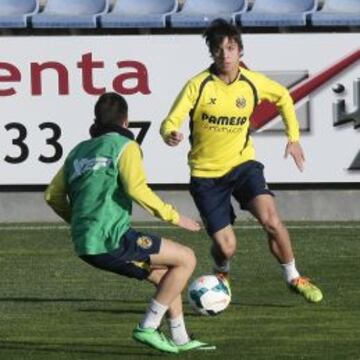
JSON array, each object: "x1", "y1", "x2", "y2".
[
  {"x1": 119, "y1": 142, "x2": 197, "y2": 227},
  {"x1": 256, "y1": 72, "x2": 304, "y2": 171},
  {"x1": 177, "y1": 215, "x2": 201, "y2": 232},
  {"x1": 284, "y1": 141, "x2": 305, "y2": 172},
  {"x1": 160, "y1": 80, "x2": 198, "y2": 146}
]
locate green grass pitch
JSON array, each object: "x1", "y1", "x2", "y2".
[{"x1": 0, "y1": 222, "x2": 359, "y2": 360}]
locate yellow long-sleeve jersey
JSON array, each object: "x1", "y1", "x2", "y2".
[
  {"x1": 160, "y1": 66, "x2": 300, "y2": 178},
  {"x1": 45, "y1": 141, "x2": 180, "y2": 225}
]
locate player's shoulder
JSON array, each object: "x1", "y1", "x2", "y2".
[
  {"x1": 122, "y1": 139, "x2": 142, "y2": 157},
  {"x1": 240, "y1": 67, "x2": 269, "y2": 84},
  {"x1": 128, "y1": 139, "x2": 140, "y2": 148},
  {"x1": 187, "y1": 68, "x2": 213, "y2": 88}
]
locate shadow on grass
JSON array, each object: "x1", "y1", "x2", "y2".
[
  {"x1": 78, "y1": 302, "x2": 296, "y2": 317},
  {"x1": 79, "y1": 308, "x2": 145, "y2": 315},
  {"x1": 79, "y1": 308, "x2": 205, "y2": 317},
  {"x1": 0, "y1": 297, "x2": 148, "y2": 304},
  {"x1": 238, "y1": 303, "x2": 295, "y2": 308},
  {"x1": 0, "y1": 297, "x2": 97, "y2": 303},
  {"x1": 0, "y1": 297, "x2": 296, "y2": 312},
  {"x1": 0, "y1": 340, "x2": 163, "y2": 357}
]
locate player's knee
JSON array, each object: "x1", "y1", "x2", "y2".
[
  {"x1": 180, "y1": 246, "x2": 197, "y2": 272},
  {"x1": 187, "y1": 247, "x2": 197, "y2": 272},
  {"x1": 261, "y1": 213, "x2": 282, "y2": 235},
  {"x1": 222, "y1": 242, "x2": 236, "y2": 259},
  {"x1": 213, "y1": 228, "x2": 237, "y2": 260},
  {"x1": 216, "y1": 239, "x2": 236, "y2": 260}
]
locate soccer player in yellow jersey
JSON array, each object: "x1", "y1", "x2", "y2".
[
  {"x1": 160, "y1": 19, "x2": 323, "y2": 303},
  {"x1": 45, "y1": 93, "x2": 212, "y2": 353}
]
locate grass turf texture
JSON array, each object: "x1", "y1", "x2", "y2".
[{"x1": 0, "y1": 222, "x2": 359, "y2": 360}]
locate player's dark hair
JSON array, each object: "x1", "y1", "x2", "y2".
[
  {"x1": 90, "y1": 92, "x2": 134, "y2": 139},
  {"x1": 94, "y1": 92, "x2": 128, "y2": 126},
  {"x1": 203, "y1": 18, "x2": 243, "y2": 56}
]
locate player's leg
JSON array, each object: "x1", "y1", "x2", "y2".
[
  {"x1": 210, "y1": 225, "x2": 236, "y2": 292},
  {"x1": 248, "y1": 195, "x2": 322, "y2": 302},
  {"x1": 233, "y1": 161, "x2": 322, "y2": 303},
  {"x1": 133, "y1": 237, "x2": 196, "y2": 353},
  {"x1": 148, "y1": 238, "x2": 196, "y2": 306},
  {"x1": 189, "y1": 176, "x2": 236, "y2": 279},
  {"x1": 147, "y1": 268, "x2": 212, "y2": 351},
  {"x1": 248, "y1": 194, "x2": 294, "y2": 263},
  {"x1": 233, "y1": 161, "x2": 297, "y2": 271},
  {"x1": 80, "y1": 230, "x2": 195, "y2": 353},
  {"x1": 248, "y1": 194, "x2": 296, "y2": 265}
]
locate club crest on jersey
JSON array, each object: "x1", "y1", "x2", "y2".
[
  {"x1": 236, "y1": 97, "x2": 246, "y2": 108},
  {"x1": 137, "y1": 236, "x2": 153, "y2": 249}
]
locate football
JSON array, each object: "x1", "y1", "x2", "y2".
[{"x1": 188, "y1": 275, "x2": 231, "y2": 316}]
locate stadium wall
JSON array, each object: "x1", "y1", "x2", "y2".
[{"x1": 0, "y1": 188, "x2": 359, "y2": 222}]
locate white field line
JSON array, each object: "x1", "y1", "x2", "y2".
[{"x1": 0, "y1": 224, "x2": 359, "y2": 231}]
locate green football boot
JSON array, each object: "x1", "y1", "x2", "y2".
[
  {"x1": 132, "y1": 325, "x2": 179, "y2": 353},
  {"x1": 177, "y1": 339, "x2": 216, "y2": 352},
  {"x1": 289, "y1": 276, "x2": 323, "y2": 303}
]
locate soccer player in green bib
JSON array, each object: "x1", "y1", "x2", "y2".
[
  {"x1": 45, "y1": 93, "x2": 212, "y2": 353},
  {"x1": 160, "y1": 19, "x2": 323, "y2": 303}
]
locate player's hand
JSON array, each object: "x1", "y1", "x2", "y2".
[
  {"x1": 165, "y1": 131, "x2": 184, "y2": 146},
  {"x1": 177, "y1": 215, "x2": 201, "y2": 232},
  {"x1": 284, "y1": 141, "x2": 305, "y2": 172}
]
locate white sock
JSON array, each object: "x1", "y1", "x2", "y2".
[
  {"x1": 281, "y1": 259, "x2": 300, "y2": 284},
  {"x1": 213, "y1": 260, "x2": 230, "y2": 274},
  {"x1": 168, "y1": 314, "x2": 190, "y2": 345},
  {"x1": 140, "y1": 299, "x2": 168, "y2": 329}
]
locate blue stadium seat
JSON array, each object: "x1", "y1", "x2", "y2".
[
  {"x1": 100, "y1": 0, "x2": 178, "y2": 28},
  {"x1": 170, "y1": 0, "x2": 248, "y2": 28},
  {"x1": 0, "y1": 0, "x2": 39, "y2": 28},
  {"x1": 311, "y1": 0, "x2": 360, "y2": 26},
  {"x1": 239, "y1": 0, "x2": 318, "y2": 27},
  {"x1": 31, "y1": 0, "x2": 110, "y2": 28}
]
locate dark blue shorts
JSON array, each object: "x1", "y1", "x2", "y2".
[
  {"x1": 190, "y1": 160, "x2": 274, "y2": 236},
  {"x1": 79, "y1": 228, "x2": 161, "y2": 280}
]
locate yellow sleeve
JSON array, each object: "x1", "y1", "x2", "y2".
[
  {"x1": 119, "y1": 141, "x2": 180, "y2": 225},
  {"x1": 44, "y1": 166, "x2": 71, "y2": 223},
  {"x1": 160, "y1": 80, "x2": 199, "y2": 140},
  {"x1": 256, "y1": 73, "x2": 300, "y2": 142}
]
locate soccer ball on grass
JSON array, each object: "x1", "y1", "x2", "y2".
[{"x1": 188, "y1": 275, "x2": 231, "y2": 316}]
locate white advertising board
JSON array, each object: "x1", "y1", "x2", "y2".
[{"x1": 0, "y1": 34, "x2": 359, "y2": 184}]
